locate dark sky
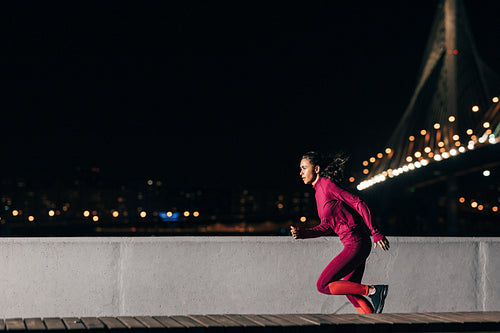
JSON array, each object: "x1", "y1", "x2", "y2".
[{"x1": 2, "y1": 1, "x2": 500, "y2": 189}]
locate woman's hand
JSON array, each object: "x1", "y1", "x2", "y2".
[
  {"x1": 374, "y1": 236, "x2": 390, "y2": 251},
  {"x1": 290, "y1": 226, "x2": 298, "y2": 239}
]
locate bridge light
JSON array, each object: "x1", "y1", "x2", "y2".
[
  {"x1": 434, "y1": 154, "x2": 442, "y2": 161},
  {"x1": 408, "y1": 163, "x2": 415, "y2": 170},
  {"x1": 193, "y1": 211, "x2": 200, "y2": 217},
  {"x1": 406, "y1": 156, "x2": 413, "y2": 162},
  {"x1": 459, "y1": 197, "x2": 465, "y2": 203},
  {"x1": 349, "y1": 177, "x2": 355, "y2": 183},
  {"x1": 377, "y1": 153, "x2": 383, "y2": 159},
  {"x1": 489, "y1": 135, "x2": 496, "y2": 144},
  {"x1": 92, "y1": 216, "x2": 99, "y2": 222},
  {"x1": 363, "y1": 169, "x2": 369, "y2": 175},
  {"x1": 472, "y1": 105, "x2": 479, "y2": 112},
  {"x1": 28, "y1": 216, "x2": 35, "y2": 222},
  {"x1": 449, "y1": 149, "x2": 457, "y2": 156},
  {"x1": 483, "y1": 170, "x2": 491, "y2": 177},
  {"x1": 493, "y1": 97, "x2": 499, "y2": 103},
  {"x1": 83, "y1": 210, "x2": 90, "y2": 217},
  {"x1": 466, "y1": 129, "x2": 473, "y2": 135},
  {"x1": 362, "y1": 160, "x2": 369, "y2": 166},
  {"x1": 414, "y1": 152, "x2": 422, "y2": 158},
  {"x1": 452, "y1": 135, "x2": 459, "y2": 141},
  {"x1": 438, "y1": 141, "x2": 444, "y2": 147},
  {"x1": 409, "y1": 136, "x2": 415, "y2": 142},
  {"x1": 434, "y1": 123, "x2": 441, "y2": 129},
  {"x1": 454, "y1": 141, "x2": 461, "y2": 147},
  {"x1": 369, "y1": 157, "x2": 376, "y2": 163},
  {"x1": 424, "y1": 147, "x2": 431, "y2": 153},
  {"x1": 385, "y1": 148, "x2": 392, "y2": 154},
  {"x1": 448, "y1": 116, "x2": 456, "y2": 122},
  {"x1": 442, "y1": 152, "x2": 450, "y2": 159},
  {"x1": 471, "y1": 201, "x2": 478, "y2": 208},
  {"x1": 112, "y1": 211, "x2": 119, "y2": 218},
  {"x1": 420, "y1": 130, "x2": 427, "y2": 135},
  {"x1": 421, "y1": 159, "x2": 429, "y2": 166},
  {"x1": 483, "y1": 122, "x2": 490, "y2": 128},
  {"x1": 458, "y1": 146, "x2": 466, "y2": 153},
  {"x1": 415, "y1": 161, "x2": 422, "y2": 168},
  {"x1": 48, "y1": 210, "x2": 55, "y2": 217},
  {"x1": 184, "y1": 211, "x2": 190, "y2": 217},
  {"x1": 493, "y1": 206, "x2": 499, "y2": 212},
  {"x1": 478, "y1": 205, "x2": 484, "y2": 211},
  {"x1": 140, "y1": 211, "x2": 147, "y2": 218}
]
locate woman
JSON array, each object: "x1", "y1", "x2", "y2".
[{"x1": 290, "y1": 151, "x2": 390, "y2": 314}]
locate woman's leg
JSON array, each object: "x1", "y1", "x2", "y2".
[
  {"x1": 316, "y1": 241, "x2": 370, "y2": 295},
  {"x1": 316, "y1": 239, "x2": 373, "y2": 314},
  {"x1": 344, "y1": 260, "x2": 374, "y2": 314}
]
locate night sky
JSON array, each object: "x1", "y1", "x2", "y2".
[{"x1": 2, "y1": 1, "x2": 500, "y2": 190}]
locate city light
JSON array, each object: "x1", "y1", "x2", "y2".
[
  {"x1": 140, "y1": 211, "x2": 147, "y2": 218},
  {"x1": 48, "y1": 210, "x2": 55, "y2": 217},
  {"x1": 83, "y1": 210, "x2": 90, "y2": 217},
  {"x1": 472, "y1": 105, "x2": 479, "y2": 112},
  {"x1": 12, "y1": 210, "x2": 19, "y2": 217},
  {"x1": 483, "y1": 122, "x2": 490, "y2": 128},
  {"x1": 93, "y1": 216, "x2": 99, "y2": 222},
  {"x1": 112, "y1": 211, "x2": 119, "y2": 218},
  {"x1": 193, "y1": 211, "x2": 200, "y2": 217},
  {"x1": 493, "y1": 97, "x2": 499, "y2": 103},
  {"x1": 28, "y1": 216, "x2": 35, "y2": 222},
  {"x1": 184, "y1": 211, "x2": 190, "y2": 217},
  {"x1": 300, "y1": 216, "x2": 307, "y2": 222},
  {"x1": 448, "y1": 116, "x2": 456, "y2": 122},
  {"x1": 434, "y1": 123, "x2": 441, "y2": 129},
  {"x1": 483, "y1": 170, "x2": 491, "y2": 177}
]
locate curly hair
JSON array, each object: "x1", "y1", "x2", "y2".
[{"x1": 301, "y1": 151, "x2": 349, "y2": 184}]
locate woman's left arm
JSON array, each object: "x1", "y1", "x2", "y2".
[{"x1": 333, "y1": 183, "x2": 386, "y2": 244}]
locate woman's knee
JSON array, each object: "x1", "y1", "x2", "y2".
[{"x1": 316, "y1": 278, "x2": 331, "y2": 294}]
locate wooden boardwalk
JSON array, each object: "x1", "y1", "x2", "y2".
[{"x1": 0, "y1": 312, "x2": 498, "y2": 332}]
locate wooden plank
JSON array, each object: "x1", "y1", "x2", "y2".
[
  {"x1": 61, "y1": 318, "x2": 86, "y2": 332},
  {"x1": 239, "y1": 315, "x2": 282, "y2": 332},
  {"x1": 454, "y1": 311, "x2": 500, "y2": 323},
  {"x1": 98, "y1": 318, "x2": 127, "y2": 333},
  {"x1": 274, "y1": 315, "x2": 321, "y2": 333},
  {"x1": 222, "y1": 315, "x2": 265, "y2": 333},
  {"x1": 204, "y1": 315, "x2": 243, "y2": 333},
  {"x1": 79, "y1": 318, "x2": 106, "y2": 333},
  {"x1": 162, "y1": 316, "x2": 204, "y2": 332},
  {"x1": 187, "y1": 316, "x2": 223, "y2": 333},
  {"x1": 43, "y1": 319, "x2": 66, "y2": 332},
  {"x1": 5, "y1": 319, "x2": 27, "y2": 332},
  {"x1": 133, "y1": 317, "x2": 166, "y2": 333},
  {"x1": 116, "y1": 317, "x2": 148, "y2": 333},
  {"x1": 24, "y1": 319, "x2": 46, "y2": 333},
  {"x1": 152, "y1": 317, "x2": 186, "y2": 332}
]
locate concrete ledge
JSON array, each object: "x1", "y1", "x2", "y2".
[{"x1": 0, "y1": 237, "x2": 498, "y2": 317}]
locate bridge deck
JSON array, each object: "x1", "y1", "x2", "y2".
[{"x1": 1, "y1": 312, "x2": 499, "y2": 332}]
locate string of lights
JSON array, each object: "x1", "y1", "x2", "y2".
[{"x1": 356, "y1": 97, "x2": 499, "y2": 191}]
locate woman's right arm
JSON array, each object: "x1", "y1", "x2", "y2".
[{"x1": 291, "y1": 221, "x2": 333, "y2": 239}]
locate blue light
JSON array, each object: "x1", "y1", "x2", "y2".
[{"x1": 159, "y1": 211, "x2": 180, "y2": 222}]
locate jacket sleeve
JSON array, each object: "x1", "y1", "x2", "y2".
[
  {"x1": 332, "y1": 183, "x2": 385, "y2": 243},
  {"x1": 296, "y1": 220, "x2": 333, "y2": 239}
]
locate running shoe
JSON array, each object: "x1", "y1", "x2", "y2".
[{"x1": 369, "y1": 285, "x2": 388, "y2": 313}]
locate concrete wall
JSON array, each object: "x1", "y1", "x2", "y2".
[{"x1": 0, "y1": 237, "x2": 498, "y2": 317}]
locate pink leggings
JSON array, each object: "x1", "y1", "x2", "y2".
[{"x1": 316, "y1": 237, "x2": 374, "y2": 314}]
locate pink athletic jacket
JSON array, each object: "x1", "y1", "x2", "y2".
[{"x1": 296, "y1": 176, "x2": 384, "y2": 243}]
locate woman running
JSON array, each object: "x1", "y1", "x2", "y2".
[{"x1": 291, "y1": 151, "x2": 390, "y2": 314}]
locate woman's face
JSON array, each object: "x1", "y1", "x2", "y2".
[{"x1": 299, "y1": 158, "x2": 319, "y2": 185}]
